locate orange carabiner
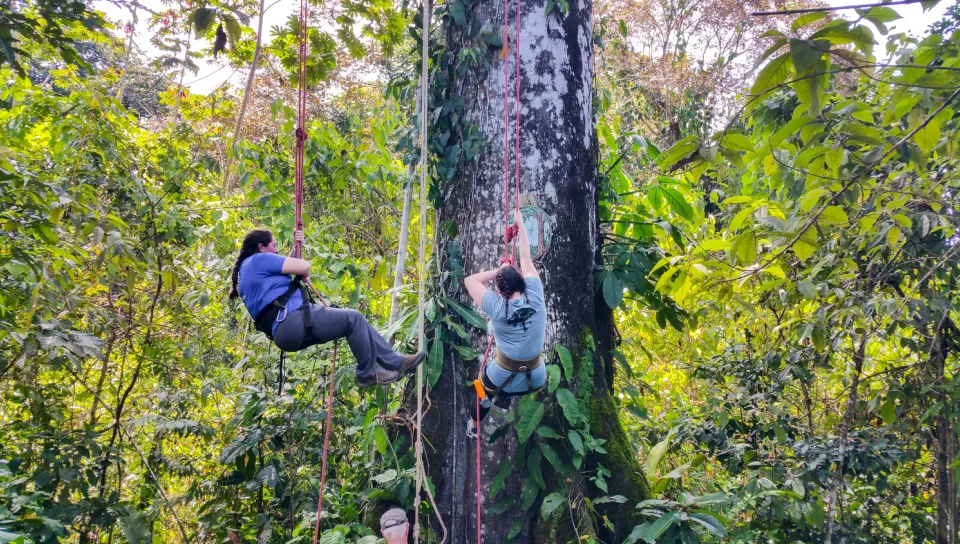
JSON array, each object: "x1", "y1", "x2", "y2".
[{"x1": 472, "y1": 379, "x2": 486, "y2": 400}]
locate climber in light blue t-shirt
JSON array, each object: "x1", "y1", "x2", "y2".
[{"x1": 463, "y1": 209, "x2": 548, "y2": 438}]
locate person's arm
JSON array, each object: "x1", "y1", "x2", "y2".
[
  {"x1": 514, "y1": 209, "x2": 540, "y2": 280},
  {"x1": 464, "y1": 268, "x2": 498, "y2": 306},
  {"x1": 281, "y1": 257, "x2": 311, "y2": 277}
]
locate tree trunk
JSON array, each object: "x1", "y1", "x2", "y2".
[
  {"x1": 222, "y1": 0, "x2": 267, "y2": 190},
  {"x1": 415, "y1": 0, "x2": 646, "y2": 541}
]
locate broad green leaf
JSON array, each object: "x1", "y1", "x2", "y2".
[
  {"x1": 774, "y1": 424, "x2": 788, "y2": 443},
  {"x1": 820, "y1": 206, "x2": 849, "y2": 225},
  {"x1": 371, "y1": 469, "x2": 398, "y2": 484},
  {"x1": 555, "y1": 344, "x2": 573, "y2": 381},
  {"x1": 537, "y1": 426, "x2": 562, "y2": 439},
  {"x1": 546, "y1": 364, "x2": 561, "y2": 393},
  {"x1": 729, "y1": 205, "x2": 757, "y2": 231},
  {"x1": 800, "y1": 188, "x2": 828, "y2": 212},
  {"x1": 861, "y1": 6, "x2": 901, "y2": 25},
  {"x1": 602, "y1": 273, "x2": 624, "y2": 309},
  {"x1": 881, "y1": 396, "x2": 897, "y2": 425},
  {"x1": 663, "y1": 188, "x2": 693, "y2": 220},
  {"x1": 645, "y1": 510, "x2": 679, "y2": 541},
  {"x1": 719, "y1": 133, "x2": 753, "y2": 153},
  {"x1": 731, "y1": 230, "x2": 757, "y2": 266},
  {"x1": 644, "y1": 432, "x2": 672, "y2": 479},
  {"x1": 516, "y1": 401, "x2": 545, "y2": 443},
  {"x1": 688, "y1": 513, "x2": 726, "y2": 537},
  {"x1": 541, "y1": 492, "x2": 565, "y2": 520},
  {"x1": 556, "y1": 388, "x2": 586, "y2": 426},
  {"x1": 568, "y1": 430, "x2": 585, "y2": 455},
  {"x1": 540, "y1": 442, "x2": 571, "y2": 477},
  {"x1": 699, "y1": 238, "x2": 731, "y2": 251},
  {"x1": 658, "y1": 136, "x2": 699, "y2": 169},
  {"x1": 792, "y1": 12, "x2": 828, "y2": 31},
  {"x1": 750, "y1": 53, "x2": 793, "y2": 96},
  {"x1": 798, "y1": 280, "x2": 817, "y2": 299},
  {"x1": 427, "y1": 329, "x2": 443, "y2": 388},
  {"x1": 193, "y1": 7, "x2": 216, "y2": 35},
  {"x1": 442, "y1": 297, "x2": 487, "y2": 329}
]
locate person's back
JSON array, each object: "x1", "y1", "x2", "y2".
[{"x1": 482, "y1": 276, "x2": 546, "y2": 361}]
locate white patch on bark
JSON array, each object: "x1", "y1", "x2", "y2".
[
  {"x1": 520, "y1": 12, "x2": 570, "y2": 125},
  {"x1": 577, "y1": 23, "x2": 593, "y2": 149}
]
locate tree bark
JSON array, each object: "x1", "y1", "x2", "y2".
[{"x1": 415, "y1": 0, "x2": 647, "y2": 541}]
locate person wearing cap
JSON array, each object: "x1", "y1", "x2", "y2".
[
  {"x1": 462, "y1": 208, "x2": 547, "y2": 437},
  {"x1": 380, "y1": 508, "x2": 409, "y2": 543}
]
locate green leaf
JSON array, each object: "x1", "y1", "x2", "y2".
[
  {"x1": 555, "y1": 344, "x2": 574, "y2": 381},
  {"x1": 611, "y1": 348, "x2": 634, "y2": 378},
  {"x1": 117, "y1": 507, "x2": 151, "y2": 544},
  {"x1": 658, "y1": 136, "x2": 699, "y2": 169},
  {"x1": 540, "y1": 442, "x2": 571, "y2": 477},
  {"x1": 792, "y1": 12, "x2": 828, "y2": 31},
  {"x1": 541, "y1": 492, "x2": 565, "y2": 520},
  {"x1": 602, "y1": 273, "x2": 624, "y2": 309},
  {"x1": 820, "y1": 206, "x2": 849, "y2": 225},
  {"x1": 481, "y1": 31, "x2": 503, "y2": 47},
  {"x1": 568, "y1": 430, "x2": 585, "y2": 455},
  {"x1": 427, "y1": 328, "x2": 443, "y2": 388},
  {"x1": 881, "y1": 396, "x2": 897, "y2": 425},
  {"x1": 645, "y1": 510, "x2": 679, "y2": 541},
  {"x1": 644, "y1": 432, "x2": 672, "y2": 479},
  {"x1": 490, "y1": 459, "x2": 513, "y2": 498},
  {"x1": 516, "y1": 401, "x2": 545, "y2": 443},
  {"x1": 546, "y1": 364, "x2": 561, "y2": 393},
  {"x1": 862, "y1": 6, "x2": 901, "y2": 25},
  {"x1": 374, "y1": 425, "x2": 390, "y2": 455},
  {"x1": 731, "y1": 231, "x2": 757, "y2": 266},
  {"x1": 663, "y1": 188, "x2": 693, "y2": 221},
  {"x1": 536, "y1": 426, "x2": 562, "y2": 439},
  {"x1": 224, "y1": 16, "x2": 242, "y2": 52},
  {"x1": 688, "y1": 513, "x2": 726, "y2": 537},
  {"x1": 719, "y1": 133, "x2": 753, "y2": 153},
  {"x1": 556, "y1": 388, "x2": 586, "y2": 427},
  {"x1": 193, "y1": 7, "x2": 216, "y2": 35},
  {"x1": 442, "y1": 297, "x2": 488, "y2": 329},
  {"x1": 528, "y1": 447, "x2": 545, "y2": 488},
  {"x1": 798, "y1": 280, "x2": 817, "y2": 299},
  {"x1": 448, "y1": 0, "x2": 467, "y2": 27},
  {"x1": 593, "y1": 495, "x2": 628, "y2": 504},
  {"x1": 750, "y1": 53, "x2": 793, "y2": 96},
  {"x1": 371, "y1": 469, "x2": 398, "y2": 484},
  {"x1": 774, "y1": 424, "x2": 788, "y2": 443},
  {"x1": 800, "y1": 189, "x2": 827, "y2": 212}
]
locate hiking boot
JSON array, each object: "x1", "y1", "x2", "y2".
[
  {"x1": 357, "y1": 367, "x2": 401, "y2": 388},
  {"x1": 398, "y1": 351, "x2": 426, "y2": 376}
]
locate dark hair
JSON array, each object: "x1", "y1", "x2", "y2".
[
  {"x1": 495, "y1": 265, "x2": 526, "y2": 319},
  {"x1": 230, "y1": 229, "x2": 274, "y2": 300}
]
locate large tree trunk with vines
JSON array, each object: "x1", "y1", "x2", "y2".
[{"x1": 415, "y1": 0, "x2": 647, "y2": 541}]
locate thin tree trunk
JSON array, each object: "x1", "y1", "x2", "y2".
[
  {"x1": 824, "y1": 336, "x2": 868, "y2": 544},
  {"x1": 388, "y1": 180, "x2": 413, "y2": 327},
  {"x1": 222, "y1": 0, "x2": 267, "y2": 191}
]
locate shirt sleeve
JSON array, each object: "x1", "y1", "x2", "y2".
[
  {"x1": 524, "y1": 277, "x2": 545, "y2": 309},
  {"x1": 255, "y1": 253, "x2": 287, "y2": 276},
  {"x1": 481, "y1": 289, "x2": 499, "y2": 318}
]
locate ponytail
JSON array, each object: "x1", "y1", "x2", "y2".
[
  {"x1": 495, "y1": 265, "x2": 526, "y2": 320},
  {"x1": 230, "y1": 229, "x2": 274, "y2": 300}
]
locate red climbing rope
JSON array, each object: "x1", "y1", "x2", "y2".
[
  {"x1": 477, "y1": 0, "x2": 523, "y2": 540},
  {"x1": 290, "y1": 0, "x2": 339, "y2": 541}
]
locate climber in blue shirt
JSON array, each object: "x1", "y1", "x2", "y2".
[{"x1": 230, "y1": 229, "x2": 423, "y2": 388}]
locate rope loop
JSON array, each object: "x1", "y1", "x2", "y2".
[
  {"x1": 504, "y1": 224, "x2": 519, "y2": 244},
  {"x1": 296, "y1": 127, "x2": 307, "y2": 144}
]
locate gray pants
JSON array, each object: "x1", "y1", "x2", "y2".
[{"x1": 272, "y1": 304, "x2": 404, "y2": 381}]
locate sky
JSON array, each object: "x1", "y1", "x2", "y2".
[{"x1": 94, "y1": 0, "x2": 956, "y2": 95}]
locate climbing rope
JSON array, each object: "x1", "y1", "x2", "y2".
[
  {"x1": 475, "y1": 0, "x2": 524, "y2": 540},
  {"x1": 287, "y1": 0, "x2": 340, "y2": 541}
]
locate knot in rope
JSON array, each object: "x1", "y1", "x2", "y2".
[
  {"x1": 296, "y1": 127, "x2": 308, "y2": 145},
  {"x1": 504, "y1": 224, "x2": 519, "y2": 244}
]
